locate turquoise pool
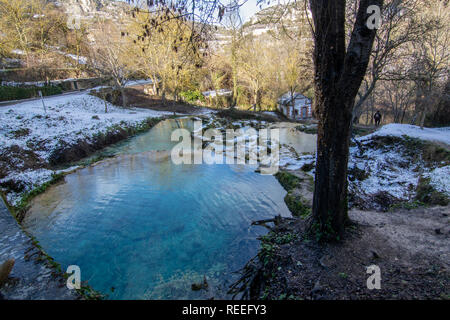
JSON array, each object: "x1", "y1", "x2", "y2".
[{"x1": 23, "y1": 118, "x2": 292, "y2": 299}]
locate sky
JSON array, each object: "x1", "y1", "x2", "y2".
[
  {"x1": 237, "y1": 0, "x2": 289, "y2": 22},
  {"x1": 117, "y1": 0, "x2": 276, "y2": 23},
  {"x1": 239, "y1": 0, "x2": 274, "y2": 21},
  {"x1": 239, "y1": 0, "x2": 263, "y2": 22}
]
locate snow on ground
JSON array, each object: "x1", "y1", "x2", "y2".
[
  {"x1": 126, "y1": 79, "x2": 155, "y2": 87},
  {"x1": 351, "y1": 124, "x2": 450, "y2": 203},
  {"x1": 60, "y1": 52, "x2": 88, "y2": 65},
  {"x1": 426, "y1": 165, "x2": 450, "y2": 196},
  {"x1": 0, "y1": 91, "x2": 174, "y2": 205},
  {"x1": 360, "y1": 123, "x2": 450, "y2": 146},
  {"x1": 279, "y1": 146, "x2": 315, "y2": 172},
  {"x1": 279, "y1": 123, "x2": 450, "y2": 208},
  {"x1": 348, "y1": 144, "x2": 421, "y2": 202},
  {"x1": 2, "y1": 166, "x2": 79, "y2": 205},
  {"x1": 0, "y1": 92, "x2": 172, "y2": 159}
]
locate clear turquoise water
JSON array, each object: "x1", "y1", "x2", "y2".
[{"x1": 24, "y1": 118, "x2": 292, "y2": 299}]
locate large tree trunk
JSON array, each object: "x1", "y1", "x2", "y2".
[
  {"x1": 313, "y1": 94, "x2": 354, "y2": 238},
  {"x1": 309, "y1": 0, "x2": 382, "y2": 240}
]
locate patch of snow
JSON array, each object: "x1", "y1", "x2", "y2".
[
  {"x1": 126, "y1": 79, "x2": 156, "y2": 87},
  {"x1": 0, "y1": 92, "x2": 172, "y2": 155},
  {"x1": 349, "y1": 146, "x2": 420, "y2": 201},
  {"x1": 11, "y1": 49, "x2": 25, "y2": 55},
  {"x1": 1, "y1": 169, "x2": 55, "y2": 205},
  {"x1": 202, "y1": 89, "x2": 232, "y2": 97},
  {"x1": 279, "y1": 124, "x2": 449, "y2": 206},
  {"x1": 279, "y1": 145, "x2": 315, "y2": 171},
  {"x1": 426, "y1": 165, "x2": 450, "y2": 196},
  {"x1": 359, "y1": 123, "x2": 450, "y2": 146},
  {"x1": 64, "y1": 53, "x2": 88, "y2": 65}
]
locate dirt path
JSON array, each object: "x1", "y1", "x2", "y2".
[
  {"x1": 241, "y1": 204, "x2": 449, "y2": 300},
  {"x1": 351, "y1": 206, "x2": 449, "y2": 270}
]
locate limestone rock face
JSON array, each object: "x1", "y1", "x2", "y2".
[{"x1": 57, "y1": 0, "x2": 130, "y2": 21}]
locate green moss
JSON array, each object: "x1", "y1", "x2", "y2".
[
  {"x1": 13, "y1": 172, "x2": 65, "y2": 221},
  {"x1": 180, "y1": 89, "x2": 205, "y2": 103},
  {"x1": 390, "y1": 200, "x2": 425, "y2": 211},
  {"x1": 258, "y1": 231, "x2": 298, "y2": 268},
  {"x1": 275, "y1": 171, "x2": 302, "y2": 191},
  {"x1": 284, "y1": 193, "x2": 311, "y2": 218},
  {"x1": 295, "y1": 125, "x2": 317, "y2": 134},
  {"x1": 415, "y1": 177, "x2": 449, "y2": 206},
  {"x1": 261, "y1": 232, "x2": 297, "y2": 245},
  {"x1": 300, "y1": 162, "x2": 315, "y2": 172}
]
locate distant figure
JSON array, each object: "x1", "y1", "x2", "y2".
[{"x1": 374, "y1": 111, "x2": 382, "y2": 126}]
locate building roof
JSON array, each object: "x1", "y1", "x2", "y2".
[{"x1": 278, "y1": 92, "x2": 311, "y2": 106}]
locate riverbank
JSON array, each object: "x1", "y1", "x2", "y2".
[
  {"x1": 230, "y1": 125, "x2": 450, "y2": 300},
  {"x1": 0, "y1": 196, "x2": 84, "y2": 299}
]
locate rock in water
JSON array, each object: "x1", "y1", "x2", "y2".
[
  {"x1": 0, "y1": 259, "x2": 15, "y2": 286},
  {"x1": 191, "y1": 276, "x2": 209, "y2": 291}
]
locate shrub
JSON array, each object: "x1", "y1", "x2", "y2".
[
  {"x1": 180, "y1": 90, "x2": 205, "y2": 103},
  {"x1": 0, "y1": 85, "x2": 63, "y2": 101},
  {"x1": 415, "y1": 177, "x2": 449, "y2": 206}
]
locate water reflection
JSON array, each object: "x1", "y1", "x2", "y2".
[
  {"x1": 274, "y1": 123, "x2": 317, "y2": 154},
  {"x1": 24, "y1": 118, "x2": 296, "y2": 299}
]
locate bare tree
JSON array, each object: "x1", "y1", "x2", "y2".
[
  {"x1": 222, "y1": 0, "x2": 243, "y2": 108},
  {"x1": 88, "y1": 21, "x2": 132, "y2": 108},
  {"x1": 237, "y1": 35, "x2": 272, "y2": 111},
  {"x1": 379, "y1": 79, "x2": 415, "y2": 123},
  {"x1": 408, "y1": 0, "x2": 449, "y2": 127},
  {"x1": 351, "y1": 0, "x2": 429, "y2": 123}
]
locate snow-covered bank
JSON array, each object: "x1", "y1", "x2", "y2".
[
  {"x1": 278, "y1": 123, "x2": 450, "y2": 210},
  {"x1": 0, "y1": 92, "x2": 173, "y2": 205},
  {"x1": 360, "y1": 123, "x2": 450, "y2": 146},
  {"x1": 352, "y1": 124, "x2": 450, "y2": 205},
  {"x1": 0, "y1": 92, "x2": 172, "y2": 158}
]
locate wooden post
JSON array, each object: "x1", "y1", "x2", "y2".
[{"x1": 38, "y1": 90, "x2": 46, "y2": 113}]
